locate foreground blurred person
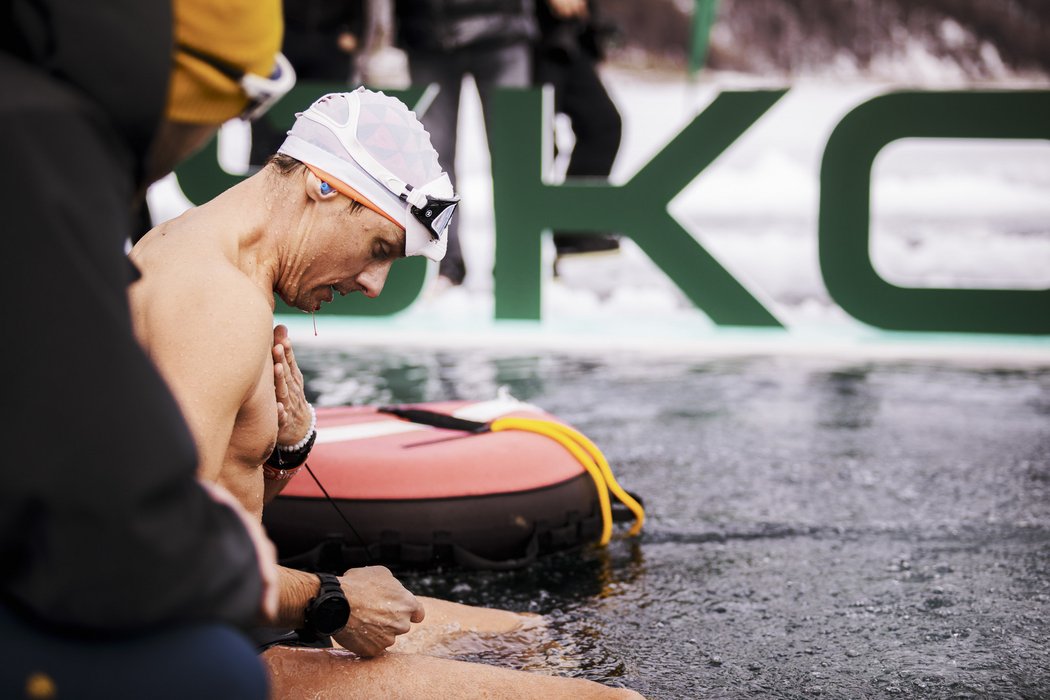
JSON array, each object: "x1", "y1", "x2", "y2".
[
  {"x1": 129, "y1": 87, "x2": 644, "y2": 698},
  {"x1": 1, "y1": 1, "x2": 291, "y2": 697}
]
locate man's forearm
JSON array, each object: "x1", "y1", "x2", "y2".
[{"x1": 274, "y1": 565, "x2": 321, "y2": 628}]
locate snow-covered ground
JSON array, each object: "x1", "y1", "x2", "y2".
[{"x1": 146, "y1": 61, "x2": 1050, "y2": 361}]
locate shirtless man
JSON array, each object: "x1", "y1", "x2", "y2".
[{"x1": 130, "y1": 87, "x2": 643, "y2": 698}]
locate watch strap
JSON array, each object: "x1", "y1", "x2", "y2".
[
  {"x1": 315, "y1": 572, "x2": 342, "y2": 597},
  {"x1": 300, "y1": 572, "x2": 349, "y2": 640}
]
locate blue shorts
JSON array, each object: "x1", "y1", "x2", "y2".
[{"x1": 0, "y1": 604, "x2": 268, "y2": 700}]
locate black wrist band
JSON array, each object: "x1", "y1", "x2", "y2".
[{"x1": 265, "y1": 428, "x2": 317, "y2": 469}]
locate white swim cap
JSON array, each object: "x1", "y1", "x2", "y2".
[{"x1": 277, "y1": 88, "x2": 457, "y2": 262}]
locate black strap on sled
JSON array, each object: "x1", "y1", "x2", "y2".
[{"x1": 378, "y1": 406, "x2": 489, "y2": 433}]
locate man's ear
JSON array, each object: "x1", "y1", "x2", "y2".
[{"x1": 304, "y1": 169, "x2": 340, "y2": 203}]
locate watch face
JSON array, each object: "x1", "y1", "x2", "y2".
[{"x1": 313, "y1": 594, "x2": 351, "y2": 635}]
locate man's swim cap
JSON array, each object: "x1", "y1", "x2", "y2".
[{"x1": 277, "y1": 88, "x2": 457, "y2": 262}]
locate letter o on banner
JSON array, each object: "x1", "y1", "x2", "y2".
[{"x1": 819, "y1": 91, "x2": 1050, "y2": 335}]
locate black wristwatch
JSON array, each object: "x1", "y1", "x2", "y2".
[{"x1": 302, "y1": 573, "x2": 351, "y2": 637}]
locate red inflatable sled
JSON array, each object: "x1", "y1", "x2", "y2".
[{"x1": 262, "y1": 393, "x2": 644, "y2": 571}]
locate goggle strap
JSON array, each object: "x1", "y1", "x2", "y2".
[{"x1": 400, "y1": 185, "x2": 428, "y2": 211}]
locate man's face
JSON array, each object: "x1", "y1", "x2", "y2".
[{"x1": 281, "y1": 205, "x2": 407, "y2": 313}]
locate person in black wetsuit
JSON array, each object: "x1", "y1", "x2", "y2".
[{"x1": 0, "y1": 1, "x2": 287, "y2": 697}]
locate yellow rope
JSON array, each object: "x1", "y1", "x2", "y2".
[
  {"x1": 490, "y1": 417, "x2": 645, "y2": 545},
  {"x1": 497, "y1": 417, "x2": 646, "y2": 536}
]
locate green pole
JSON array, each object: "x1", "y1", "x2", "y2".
[{"x1": 689, "y1": 0, "x2": 719, "y2": 77}]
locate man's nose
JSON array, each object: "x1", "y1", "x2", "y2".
[{"x1": 356, "y1": 263, "x2": 390, "y2": 298}]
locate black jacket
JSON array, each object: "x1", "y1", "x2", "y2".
[
  {"x1": 0, "y1": 0, "x2": 264, "y2": 635},
  {"x1": 282, "y1": 0, "x2": 366, "y2": 81},
  {"x1": 534, "y1": 0, "x2": 615, "y2": 62},
  {"x1": 394, "y1": 0, "x2": 538, "y2": 52}
]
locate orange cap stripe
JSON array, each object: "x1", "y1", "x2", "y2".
[{"x1": 303, "y1": 163, "x2": 403, "y2": 230}]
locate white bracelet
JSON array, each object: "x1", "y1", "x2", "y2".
[{"x1": 278, "y1": 403, "x2": 317, "y2": 452}]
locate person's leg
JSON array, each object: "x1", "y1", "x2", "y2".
[
  {"x1": 532, "y1": 44, "x2": 571, "y2": 166},
  {"x1": 1, "y1": 604, "x2": 268, "y2": 700},
  {"x1": 473, "y1": 40, "x2": 532, "y2": 153},
  {"x1": 547, "y1": 51, "x2": 623, "y2": 256},
  {"x1": 460, "y1": 41, "x2": 532, "y2": 282},
  {"x1": 264, "y1": 645, "x2": 644, "y2": 699},
  {"x1": 408, "y1": 50, "x2": 467, "y2": 285},
  {"x1": 387, "y1": 595, "x2": 542, "y2": 654},
  {"x1": 558, "y1": 54, "x2": 622, "y2": 180}
]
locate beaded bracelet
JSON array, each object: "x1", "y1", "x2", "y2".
[{"x1": 278, "y1": 404, "x2": 317, "y2": 453}]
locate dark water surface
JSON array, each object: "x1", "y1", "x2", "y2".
[{"x1": 297, "y1": 347, "x2": 1050, "y2": 699}]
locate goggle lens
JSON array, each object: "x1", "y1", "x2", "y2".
[{"x1": 412, "y1": 197, "x2": 459, "y2": 240}]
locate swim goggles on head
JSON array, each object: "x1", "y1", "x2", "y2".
[
  {"x1": 287, "y1": 93, "x2": 459, "y2": 259},
  {"x1": 314, "y1": 101, "x2": 459, "y2": 243},
  {"x1": 401, "y1": 181, "x2": 459, "y2": 243},
  {"x1": 176, "y1": 44, "x2": 297, "y2": 121},
  {"x1": 305, "y1": 163, "x2": 458, "y2": 260}
]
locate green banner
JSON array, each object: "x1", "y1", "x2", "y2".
[
  {"x1": 171, "y1": 82, "x2": 1050, "y2": 335},
  {"x1": 820, "y1": 90, "x2": 1050, "y2": 334}
]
